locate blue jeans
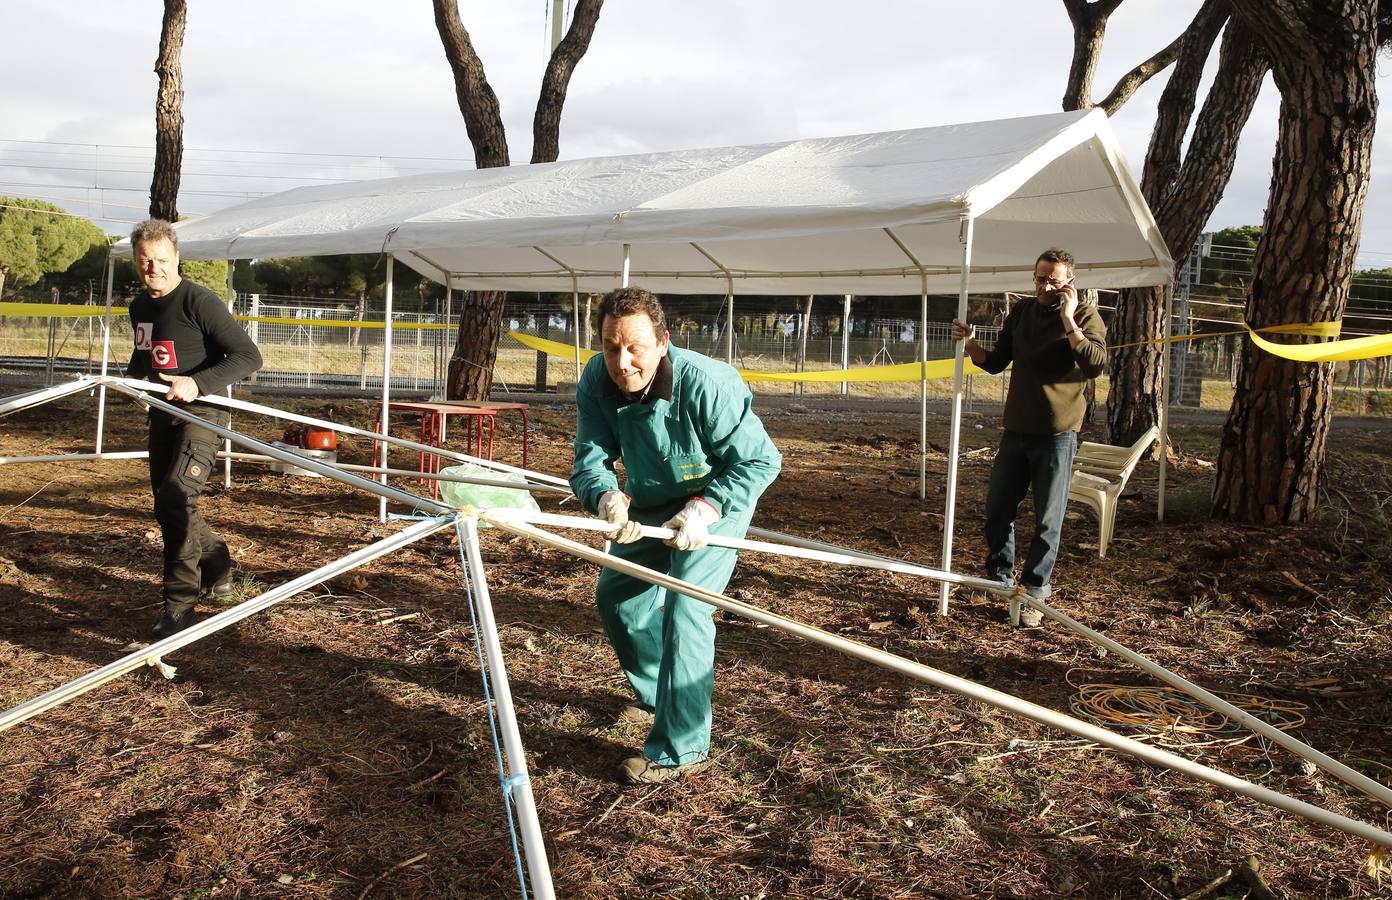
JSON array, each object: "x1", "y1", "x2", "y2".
[{"x1": 983, "y1": 430, "x2": 1077, "y2": 598}]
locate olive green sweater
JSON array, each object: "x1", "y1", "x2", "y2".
[{"x1": 976, "y1": 296, "x2": 1107, "y2": 434}]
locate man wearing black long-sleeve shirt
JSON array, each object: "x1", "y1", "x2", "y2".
[
  {"x1": 126, "y1": 219, "x2": 262, "y2": 638},
  {"x1": 951, "y1": 248, "x2": 1106, "y2": 627}
]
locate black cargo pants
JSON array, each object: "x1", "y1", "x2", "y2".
[{"x1": 147, "y1": 409, "x2": 230, "y2": 611}]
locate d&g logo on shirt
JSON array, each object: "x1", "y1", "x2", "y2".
[
  {"x1": 134, "y1": 322, "x2": 153, "y2": 350},
  {"x1": 150, "y1": 341, "x2": 178, "y2": 369}
]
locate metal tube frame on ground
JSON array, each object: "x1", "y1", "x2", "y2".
[
  {"x1": 101, "y1": 374, "x2": 569, "y2": 490},
  {"x1": 480, "y1": 513, "x2": 1392, "y2": 851},
  {"x1": 0, "y1": 378, "x2": 96, "y2": 418},
  {"x1": 217, "y1": 451, "x2": 571, "y2": 494},
  {"x1": 1020, "y1": 593, "x2": 1392, "y2": 808},
  {"x1": 0, "y1": 515, "x2": 456, "y2": 734},
  {"x1": 458, "y1": 517, "x2": 555, "y2": 900},
  {"x1": 105, "y1": 383, "x2": 452, "y2": 516},
  {"x1": 479, "y1": 508, "x2": 1015, "y2": 595}
]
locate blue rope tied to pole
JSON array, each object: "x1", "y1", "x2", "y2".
[{"x1": 454, "y1": 519, "x2": 530, "y2": 900}]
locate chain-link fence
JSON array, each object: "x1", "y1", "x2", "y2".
[{"x1": 3, "y1": 286, "x2": 1388, "y2": 416}]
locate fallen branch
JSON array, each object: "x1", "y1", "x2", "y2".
[
  {"x1": 355, "y1": 851, "x2": 428, "y2": 900},
  {"x1": 1180, "y1": 867, "x2": 1233, "y2": 900}
]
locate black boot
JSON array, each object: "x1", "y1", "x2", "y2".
[
  {"x1": 151, "y1": 601, "x2": 196, "y2": 639},
  {"x1": 200, "y1": 558, "x2": 234, "y2": 601}
]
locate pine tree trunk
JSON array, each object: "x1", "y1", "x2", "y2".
[
  {"x1": 149, "y1": 0, "x2": 186, "y2": 222},
  {"x1": 1212, "y1": 0, "x2": 1378, "y2": 523},
  {"x1": 532, "y1": 0, "x2": 603, "y2": 164},
  {"x1": 448, "y1": 290, "x2": 506, "y2": 398},
  {"x1": 1107, "y1": 7, "x2": 1266, "y2": 445}
]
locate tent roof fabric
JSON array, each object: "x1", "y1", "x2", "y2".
[{"x1": 118, "y1": 108, "x2": 1173, "y2": 295}]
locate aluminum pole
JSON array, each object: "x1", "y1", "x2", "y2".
[
  {"x1": 725, "y1": 286, "x2": 735, "y2": 366},
  {"x1": 571, "y1": 273, "x2": 582, "y2": 385},
  {"x1": 479, "y1": 508, "x2": 1014, "y2": 594},
  {"x1": 940, "y1": 217, "x2": 974, "y2": 615},
  {"x1": 379, "y1": 253, "x2": 395, "y2": 523},
  {"x1": 107, "y1": 383, "x2": 452, "y2": 515},
  {"x1": 223, "y1": 262, "x2": 236, "y2": 488},
  {"x1": 621, "y1": 243, "x2": 631, "y2": 287},
  {"x1": 1022, "y1": 594, "x2": 1392, "y2": 808},
  {"x1": 95, "y1": 254, "x2": 115, "y2": 453},
  {"x1": 1158, "y1": 282, "x2": 1173, "y2": 521},
  {"x1": 104, "y1": 374, "x2": 570, "y2": 489},
  {"x1": 486, "y1": 516, "x2": 1392, "y2": 852},
  {"x1": 919, "y1": 274, "x2": 928, "y2": 500},
  {"x1": 0, "y1": 515, "x2": 455, "y2": 734},
  {"x1": 459, "y1": 517, "x2": 555, "y2": 899},
  {"x1": 841, "y1": 294, "x2": 851, "y2": 397}
]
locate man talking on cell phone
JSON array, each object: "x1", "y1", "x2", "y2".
[{"x1": 950, "y1": 248, "x2": 1106, "y2": 627}]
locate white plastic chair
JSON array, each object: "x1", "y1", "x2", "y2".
[{"x1": 1068, "y1": 425, "x2": 1159, "y2": 557}]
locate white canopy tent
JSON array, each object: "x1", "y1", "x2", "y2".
[{"x1": 109, "y1": 107, "x2": 1174, "y2": 611}]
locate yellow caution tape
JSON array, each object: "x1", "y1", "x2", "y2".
[
  {"x1": 1245, "y1": 323, "x2": 1392, "y2": 362},
  {"x1": 511, "y1": 331, "x2": 598, "y2": 363},
  {"x1": 509, "y1": 330, "x2": 990, "y2": 383},
  {"x1": 0, "y1": 302, "x2": 125, "y2": 318},
  {"x1": 7, "y1": 301, "x2": 1388, "y2": 367}
]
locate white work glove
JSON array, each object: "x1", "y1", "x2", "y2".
[
  {"x1": 597, "y1": 490, "x2": 643, "y2": 544},
  {"x1": 663, "y1": 498, "x2": 720, "y2": 552}
]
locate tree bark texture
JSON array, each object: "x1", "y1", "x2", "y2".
[
  {"x1": 432, "y1": 0, "x2": 509, "y2": 169},
  {"x1": 1060, "y1": 0, "x2": 1123, "y2": 110},
  {"x1": 1108, "y1": 6, "x2": 1269, "y2": 445},
  {"x1": 149, "y1": 0, "x2": 187, "y2": 222},
  {"x1": 1212, "y1": 0, "x2": 1379, "y2": 523},
  {"x1": 447, "y1": 291, "x2": 507, "y2": 399},
  {"x1": 433, "y1": 0, "x2": 601, "y2": 399},
  {"x1": 532, "y1": 0, "x2": 604, "y2": 164}
]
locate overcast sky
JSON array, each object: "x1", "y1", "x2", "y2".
[{"x1": 4, "y1": 1, "x2": 1391, "y2": 268}]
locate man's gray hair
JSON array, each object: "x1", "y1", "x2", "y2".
[{"x1": 131, "y1": 219, "x2": 179, "y2": 250}]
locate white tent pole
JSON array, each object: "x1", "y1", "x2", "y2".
[
  {"x1": 688, "y1": 243, "x2": 737, "y2": 365},
  {"x1": 940, "y1": 216, "x2": 975, "y2": 616},
  {"x1": 459, "y1": 517, "x2": 556, "y2": 899},
  {"x1": 378, "y1": 253, "x2": 395, "y2": 523},
  {"x1": 530, "y1": 246, "x2": 583, "y2": 385},
  {"x1": 883, "y1": 229, "x2": 930, "y2": 501},
  {"x1": 484, "y1": 516, "x2": 1392, "y2": 852},
  {"x1": 725, "y1": 283, "x2": 735, "y2": 366},
  {"x1": 1, "y1": 378, "x2": 98, "y2": 418},
  {"x1": 95, "y1": 253, "x2": 115, "y2": 453},
  {"x1": 621, "y1": 243, "x2": 631, "y2": 287},
  {"x1": 223, "y1": 262, "x2": 235, "y2": 488},
  {"x1": 571, "y1": 274, "x2": 581, "y2": 384},
  {"x1": 1158, "y1": 282, "x2": 1172, "y2": 521},
  {"x1": 841, "y1": 295, "x2": 851, "y2": 397},
  {"x1": 920, "y1": 274, "x2": 928, "y2": 499}
]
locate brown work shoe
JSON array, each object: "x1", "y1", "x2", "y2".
[
  {"x1": 620, "y1": 756, "x2": 710, "y2": 785},
  {"x1": 615, "y1": 703, "x2": 655, "y2": 727}
]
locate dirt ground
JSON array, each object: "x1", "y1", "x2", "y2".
[{"x1": 0, "y1": 390, "x2": 1389, "y2": 899}]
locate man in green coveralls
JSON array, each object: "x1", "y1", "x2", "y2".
[{"x1": 571, "y1": 287, "x2": 782, "y2": 785}]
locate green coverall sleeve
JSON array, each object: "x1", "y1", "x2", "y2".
[
  {"x1": 690, "y1": 373, "x2": 782, "y2": 517},
  {"x1": 570, "y1": 372, "x2": 623, "y2": 515}
]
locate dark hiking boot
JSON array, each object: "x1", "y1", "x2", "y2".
[
  {"x1": 200, "y1": 562, "x2": 234, "y2": 601},
  {"x1": 620, "y1": 756, "x2": 710, "y2": 786},
  {"x1": 151, "y1": 603, "x2": 196, "y2": 640}
]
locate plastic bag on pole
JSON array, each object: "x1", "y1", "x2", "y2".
[{"x1": 437, "y1": 463, "x2": 540, "y2": 518}]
